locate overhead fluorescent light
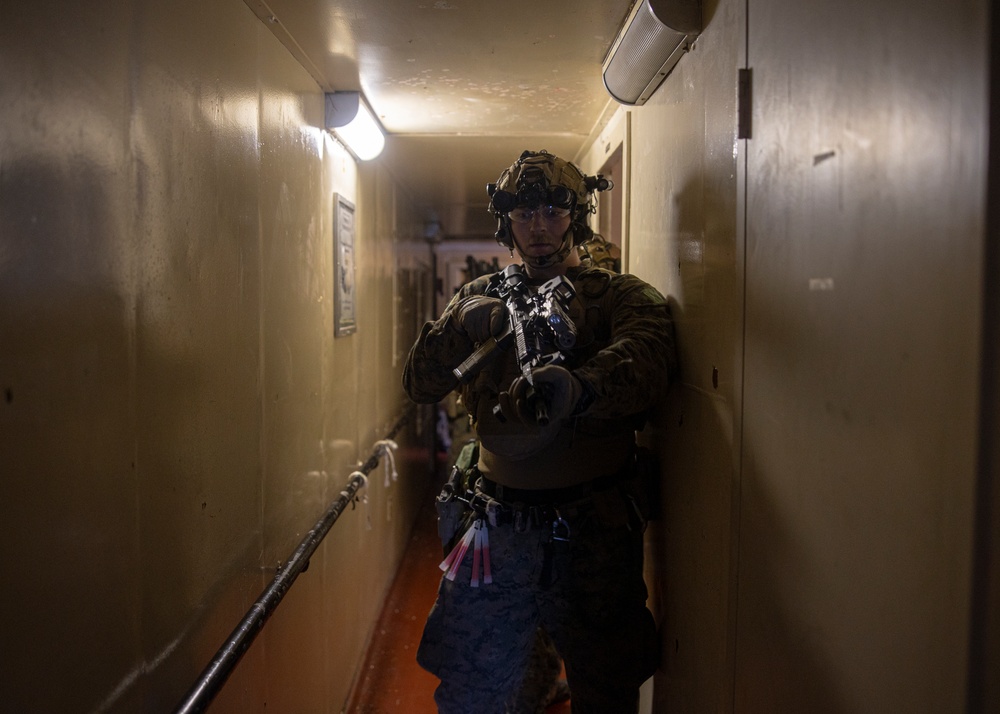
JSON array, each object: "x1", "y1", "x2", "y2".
[
  {"x1": 324, "y1": 91, "x2": 385, "y2": 161},
  {"x1": 602, "y1": 0, "x2": 702, "y2": 106}
]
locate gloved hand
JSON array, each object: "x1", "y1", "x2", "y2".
[
  {"x1": 497, "y1": 365, "x2": 583, "y2": 425},
  {"x1": 454, "y1": 296, "x2": 507, "y2": 343}
]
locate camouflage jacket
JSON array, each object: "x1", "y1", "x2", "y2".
[{"x1": 403, "y1": 264, "x2": 676, "y2": 488}]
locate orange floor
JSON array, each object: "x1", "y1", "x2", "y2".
[{"x1": 346, "y1": 478, "x2": 572, "y2": 714}]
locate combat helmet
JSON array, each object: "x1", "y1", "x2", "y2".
[{"x1": 487, "y1": 150, "x2": 613, "y2": 268}]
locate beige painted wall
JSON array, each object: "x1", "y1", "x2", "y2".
[
  {"x1": 0, "y1": 1, "x2": 431, "y2": 712},
  {"x1": 736, "y1": 0, "x2": 984, "y2": 710},
  {"x1": 579, "y1": 0, "x2": 988, "y2": 712}
]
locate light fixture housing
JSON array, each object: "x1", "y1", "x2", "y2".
[
  {"x1": 324, "y1": 91, "x2": 385, "y2": 161},
  {"x1": 602, "y1": 0, "x2": 702, "y2": 106}
]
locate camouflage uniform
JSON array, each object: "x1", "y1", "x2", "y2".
[{"x1": 404, "y1": 263, "x2": 675, "y2": 714}]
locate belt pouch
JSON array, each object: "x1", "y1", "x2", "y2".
[{"x1": 435, "y1": 496, "x2": 469, "y2": 555}]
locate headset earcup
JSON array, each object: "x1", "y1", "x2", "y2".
[{"x1": 494, "y1": 219, "x2": 513, "y2": 249}]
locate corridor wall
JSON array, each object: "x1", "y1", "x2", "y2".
[
  {"x1": 0, "y1": 1, "x2": 432, "y2": 711},
  {"x1": 578, "y1": 0, "x2": 989, "y2": 711}
]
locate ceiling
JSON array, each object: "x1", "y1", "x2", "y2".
[{"x1": 251, "y1": 0, "x2": 634, "y2": 239}]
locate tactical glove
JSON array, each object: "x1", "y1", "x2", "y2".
[
  {"x1": 498, "y1": 364, "x2": 583, "y2": 425},
  {"x1": 454, "y1": 296, "x2": 507, "y2": 343}
]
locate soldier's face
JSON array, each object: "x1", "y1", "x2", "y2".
[{"x1": 509, "y1": 206, "x2": 572, "y2": 260}]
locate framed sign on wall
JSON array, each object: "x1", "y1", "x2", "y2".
[{"x1": 333, "y1": 194, "x2": 357, "y2": 337}]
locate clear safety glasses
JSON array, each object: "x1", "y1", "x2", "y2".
[{"x1": 507, "y1": 205, "x2": 571, "y2": 224}]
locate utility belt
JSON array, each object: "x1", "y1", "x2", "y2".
[
  {"x1": 467, "y1": 492, "x2": 574, "y2": 543},
  {"x1": 434, "y1": 447, "x2": 658, "y2": 588},
  {"x1": 477, "y1": 470, "x2": 620, "y2": 507},
  {"x1": 438, "y1": 467, "x2": 641, "y2": 549},
  {"x1": 436, "y1": 441, "x2": 658, "y2": 547},
  {"x1": 436, "y1": 477, "x2": 597, "y2": 589},
  {"x1": 472, "y1": 478, "x2": 585, "y2": 535}
]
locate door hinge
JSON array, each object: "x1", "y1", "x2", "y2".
[{"x1": 738, "y1": 68, "x2": 753, "y2": 140}]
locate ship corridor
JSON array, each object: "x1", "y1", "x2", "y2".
[{"x1": 1, "y1": 0, "x2": 998, "y2": 713}]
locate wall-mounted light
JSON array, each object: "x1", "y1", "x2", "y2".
[
  {"x1": 324, "y1": 91, "x2": 385, "y2": 161},
  {"x1": 602, "y1": 0, "x2": 702, "y2": 106}
]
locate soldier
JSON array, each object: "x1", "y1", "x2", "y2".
[{"x1": 404, "y1": 150, "x2": 676, "y2": 713}]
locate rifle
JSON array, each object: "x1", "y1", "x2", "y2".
[{"x1": 451, "y1": 264, "x2": 577, "y2": 425}]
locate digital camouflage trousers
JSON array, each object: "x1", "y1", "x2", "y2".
[{"x1": 417, "y1": 502, "x2": 659, "y2": 714}]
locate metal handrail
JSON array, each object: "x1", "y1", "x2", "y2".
[{"x1": 174, "y1": 407, "x2": 415, "y2": 714}]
